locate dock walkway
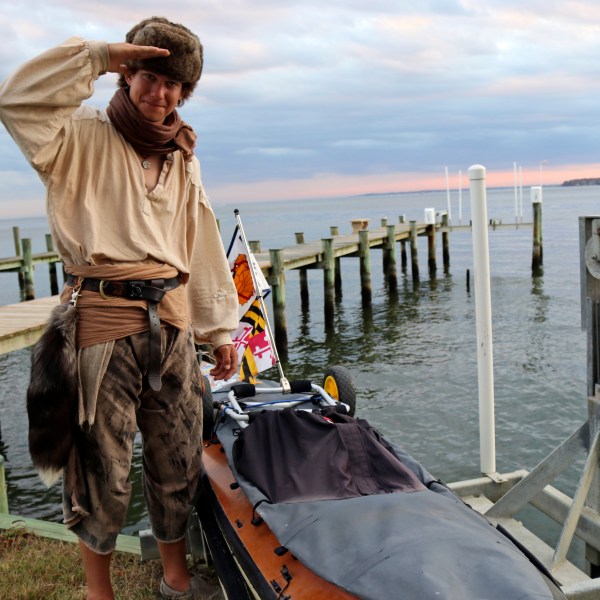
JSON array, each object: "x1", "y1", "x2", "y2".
[
  {"x1": 0, "y1": 226, "x2": 62, "y2": 300},
  {"x1": 0, "y1": 295, "x2": 59, "y2": 354},
  {"x1": 0, "y1": 218, "x2": 438, "y2": 355},
  {"x1": 247, "y1": 218, "x2": 444, "y2": 348},
  {"x1": 251, "y1": 220, "x2": 431, "y2": 272}
]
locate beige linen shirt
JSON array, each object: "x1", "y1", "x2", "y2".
[{"x1": 0, "y1": 37, "x2": 238, "y2": 348}]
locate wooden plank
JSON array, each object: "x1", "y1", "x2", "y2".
[
  {"x1": 552, "y1": 430, "x2": 600, "y2": 570},
  {"x1": 464, "y1": 494, "x2": 589, "y2": 589},
  {"x1": 252, "y1": 224, "x2": 431, "y2": 275},
  {"x1": 485, "y1": 424, "x2": 589, "y2": 518},
  {"x1": 0, "y1": 220, "x2": 435, "y2": 281},
  {"x1": 0, "y1": 295, "x2": 60, "y2": 354},
  {"x1": 0, "y1": 258, "x2": 22, "y2": 270},
  {"x1": 0, "y1": 251, "x2": 60, "y2": 272},
  {"x1": 0, "y1": 513, "x2": 141, "y2": 554}
]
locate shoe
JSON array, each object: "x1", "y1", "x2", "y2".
[
  {"x1": 160, "y1": 575, "x2": 225, "y2": 600},
  {"x1": 191, "y1": 575, "x2": 225, "y2": 600},
  {"x1": 160, "y1": 577, "x2": 192, "y2": 599}
]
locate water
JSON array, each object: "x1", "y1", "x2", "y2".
[{"x1": 0, "y1": 184, "x2": 595, "y2": 564}]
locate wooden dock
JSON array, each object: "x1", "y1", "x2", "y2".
[
  {"x1": 0, "y1": 226, "x2": 62, "y2": 301},
  {"x1": 250, "y1": 216, "x2": 447, "y2": 350},
  {"x1": 254, "y1": 219, "x2": 433, "y2": 272},
  {"x1": 0, "y1": 212, "x2": 540, "y2": 356},
  {"x1": 0, "y1": 217, "x2": 442, "y2": 355},
  {"x1": 0, "y1": 295, "x2": 59, "y2": 354}
]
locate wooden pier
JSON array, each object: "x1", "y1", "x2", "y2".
[
  {"x1": 0, "y1": 295, "x2": 59, "y2": 354},
  {"x1": 0, "y1": 216, "x2": 445, "y2": 355},
  {"x1": 0, "y1": 212, "x2": 541, "y2": 355},
  {"x1": 252, "y1": 215, "x2": 448, "y2": 350},
  {"x1": 0, "y1": 226, "x2": 62, "y2": 301}
]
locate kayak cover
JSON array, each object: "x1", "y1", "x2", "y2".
[{"x1": 213, "y1": 406, "x2": 566, "y2": 600}]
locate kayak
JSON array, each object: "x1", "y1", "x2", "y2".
[{"x1": 195, "y1": 367, "x2": 567, "y2": 600}]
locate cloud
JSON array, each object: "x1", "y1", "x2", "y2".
[{"x1": 1, "y1": 1, "x2": 600, "y2": 218}]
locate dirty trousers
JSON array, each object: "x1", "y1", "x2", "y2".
[{"x1": 62, "y1": 327, "x2": 203, "y2": 555}]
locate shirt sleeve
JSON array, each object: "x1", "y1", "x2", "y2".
[
  {"x1": 0, "y1": 37, "x2": 109, "y2": 176},
  {"x1": 187, "y1": 195, "x2": 239, "y2": 348}
]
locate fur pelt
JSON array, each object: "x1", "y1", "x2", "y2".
[{"x1": 26, "y1": 303, "x2": 78, "y2": 487}]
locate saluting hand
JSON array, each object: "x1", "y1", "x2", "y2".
[{"x1": 107, "y1": 43, "x2": 170, "y2": 74}]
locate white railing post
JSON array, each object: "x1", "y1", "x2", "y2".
[
  {"x1": 445, "y1": 166, "x2": 452, "y2": 225},
  {"x1": 468, "y1": 165, "x2": 496, "y2": 475}
]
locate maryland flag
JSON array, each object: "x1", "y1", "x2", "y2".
[
  {"x1": 233, "y1": 299, "x2": 275, "y2": 381},
  {"x1": 227, "y1": 227, "x2": 276, "y2": 381},
  {"x1": 227, "y1": 227, "x2": 270, "y2": 317}
]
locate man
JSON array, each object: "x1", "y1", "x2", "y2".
[{"x1": 0, "y1": 17, "x2": 238, "y2": 600}]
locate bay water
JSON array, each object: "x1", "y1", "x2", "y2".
[{"x1": 0, "y1": 183, "x2": 596, "y2": 566}]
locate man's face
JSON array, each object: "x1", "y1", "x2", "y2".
[{"x1": 125, "y1": 69, "x2": 184, "y2": 123}]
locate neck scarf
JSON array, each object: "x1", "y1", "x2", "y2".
[{"x1": 106, "y1": 88, "x2": 197, "y2": 162}]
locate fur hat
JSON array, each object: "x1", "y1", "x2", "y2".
[{"x1": 125, "y1": 17, "x2": 203, "y2": 87}]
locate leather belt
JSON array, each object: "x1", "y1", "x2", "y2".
[{"x1": 66, "y1": 275, "x2": 181, "y2": 392}]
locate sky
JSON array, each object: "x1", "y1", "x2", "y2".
[{"x1": 1, "y1": 1, "x2": 600, "y2": 218}]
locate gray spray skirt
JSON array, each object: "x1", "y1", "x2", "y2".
[{"x1": 207, "y1": 404, "x2": 566, "y2": 600}]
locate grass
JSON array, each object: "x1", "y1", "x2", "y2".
[{"x1": 0, "y1": 528, "x2": 217, "y2": 599}]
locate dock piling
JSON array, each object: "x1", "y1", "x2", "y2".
[
  {"x1": 409, "y1": 221, "x2": 419, "y2": 281},
  {"x1": 299, "y1": 269, "x2": 309, "y2": 309},
  {"x1": 322, "y1": 238, "x2": 335, "y2": 325},
  {"x1": 3, "y1": 228, "x2": 64, "y2": 301},
  {"x1": 295, "y1": 233, "x2": 309, "y2": 307},
  {"x1": 45, "y1": 234, "x2": 59, "y2": 295},
  {"x1": 12, "y1": 227, "x2": 25, "y2": 297},
  {"x1": 359, "y1": 229, "x2": 372, "y2": 304},
  {"x1": 21, "y1": 239, "x2": 35, "y2": 300},
  {"x1": 268, "y1": 249, "x2": 288, "y2": 352},
  {"x1": 330, "y1": 227, "x2": 342, "y2": 297},
  {"x1": 334, "y1": 257, "x2": 342, "y2": 298},
  {"x1": 531, "y1": 187, "x2": 543, "y2": 275},
  {"x1": 399, "y1": 216, "x2": 408, "y2": 271},
  {"x1": 400, "y1": 241, "x2": 407, "y2": 271},
  {"x1": 427, "y1": 224, "x2": 437, "y2": 275},
  {"x1": 384, "y1": 224, "x2": 398, "y2": 289},
  {"x1": 441, "y1": 213, "x2": 450, "y2": 271}
]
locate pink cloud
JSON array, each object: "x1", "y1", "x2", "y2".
[{"x1": 209, "y1": 161, "x2": 600, "y2": 205}]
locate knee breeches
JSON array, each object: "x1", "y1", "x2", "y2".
[{"x1": 62, "y1": 327, "x2": 203, "y2": 554}]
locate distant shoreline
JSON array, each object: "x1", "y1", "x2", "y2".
[
  {"x1": 0, "y1": 182, "x2": 597, "y2": 223},
  {"x1": 562, "y1": 178, "x2": 600, "y2": 187}
]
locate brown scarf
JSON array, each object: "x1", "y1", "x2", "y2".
[{"x1": 106, "y1": 88, "x2": 197, "y2": 162}]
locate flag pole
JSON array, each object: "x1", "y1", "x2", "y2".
[{"x1": 234, "y1": 209, "x2": 290, "y2": 392}]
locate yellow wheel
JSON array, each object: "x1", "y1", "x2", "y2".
[
  {"x1": 324, "y1": 374, "x2": 340, "y2": 399},
  {"x1": 323, "y1": 366, "x2": 356, "y2": 416}
]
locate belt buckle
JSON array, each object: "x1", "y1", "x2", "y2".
[{"x1": 98, "y1": 280, "x2": 112, "y2": 300}]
